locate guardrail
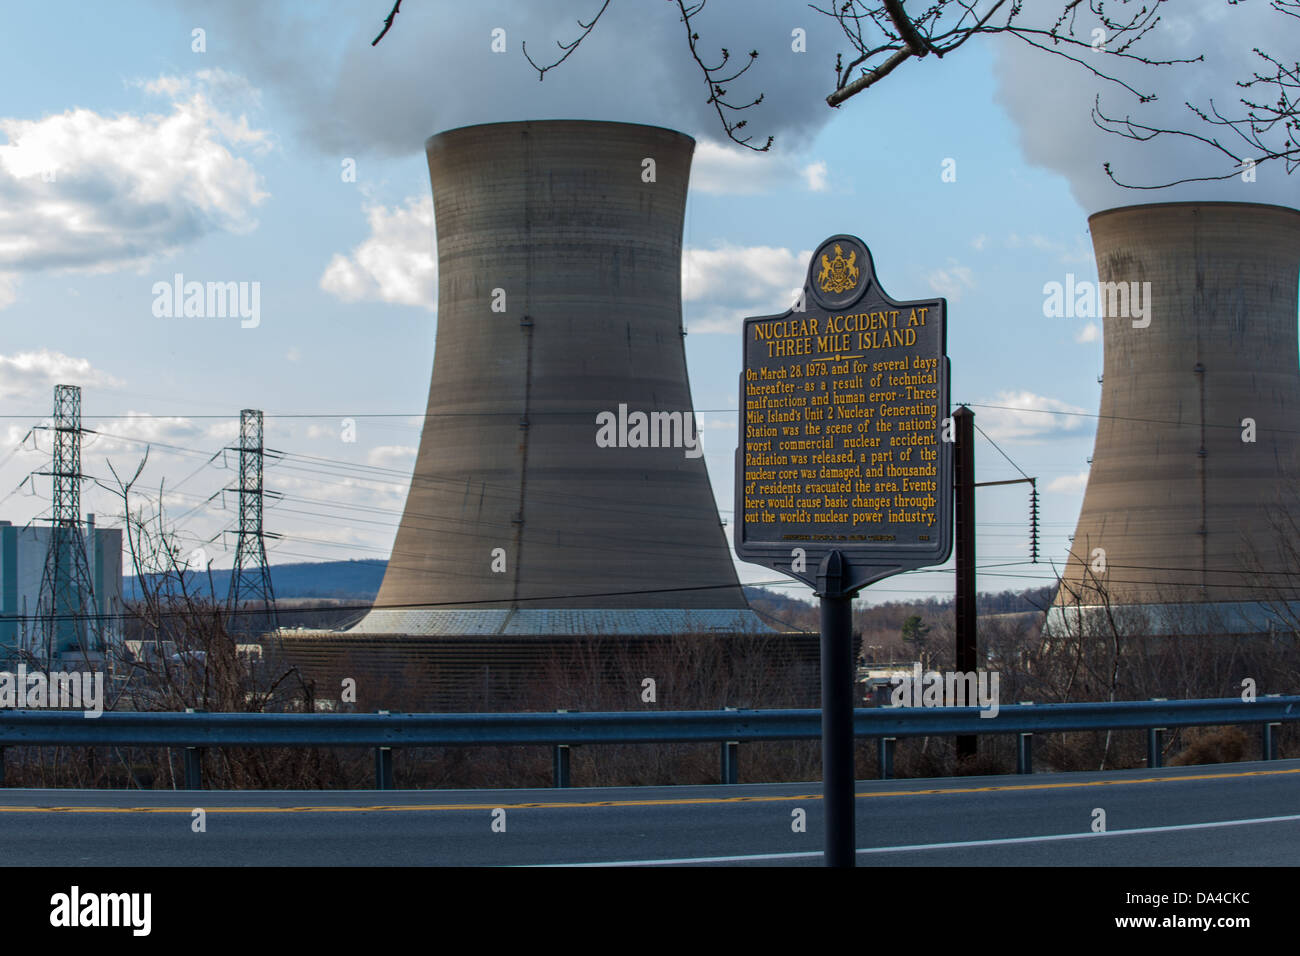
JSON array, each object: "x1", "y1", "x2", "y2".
[{"x1": 0, "y1": 695, "x2": 1295, "y2": 789}]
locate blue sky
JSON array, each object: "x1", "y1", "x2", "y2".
[{"x1": 0, "y1": 1, "x2": 1289, "y2": 606}]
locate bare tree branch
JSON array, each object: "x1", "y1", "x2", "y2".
[
  {"x1": 672, "y1": 0, "x2": 772, "y2": 151},
  {"x1": 1096, "y1": 0, "x2": 1300, "y2": 186},
  {"x1": 518, "y1": 0, "x2": 772, "y2": 150},
  {"x1": 522, "y1": 0, "x2": 613, "y2": 81},
  {"x1": 371, "y1": 0, "x2": 402, "y2": 47},
  {"x1": 817, "y1": 0, "x2": 1197, "y2": 109}
]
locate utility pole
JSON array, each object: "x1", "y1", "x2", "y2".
[
  {"x1": 956, "y1": 408, "x2": 1041, "y2": 761},
  {"x1": 227, "y1": 409, "x2": 278, "y2": 634},
  {"x1": 953, "y1": 406, "x2": 977, "y2": 760}
]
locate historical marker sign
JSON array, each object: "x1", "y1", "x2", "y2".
[{"x1": 735, "y1": 234, "x2": 952, "y2": 594}]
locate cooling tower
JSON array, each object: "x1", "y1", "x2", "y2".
[
  {"x1": 1049, "y1": 201, "x2": 1300, "y2": 635},
  {"x1": 352, "y1": 120, "x2": 767, "y2": 636}
]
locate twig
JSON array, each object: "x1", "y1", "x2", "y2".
[
  {"x1": 371, "y1": 0, "x2": 402, "y2": 46},
  {"x1": 522, "y1": 0, "x2": 613, "y2": 80}
]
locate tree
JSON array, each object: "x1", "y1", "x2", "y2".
[{"x1": 900, "y1": 613, "x2": 930, "y2": 650}]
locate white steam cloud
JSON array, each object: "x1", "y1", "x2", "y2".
[
  {"x1": 184, "y1": 1, "x2": 844, "y2": 155},
  {"x1": 994, "y1": 3, "x2": 1298, "y2": 212}
]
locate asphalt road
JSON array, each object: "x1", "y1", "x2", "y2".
[{"x1": 0, "y1": 759, "x2": 1296, "y2": 866}]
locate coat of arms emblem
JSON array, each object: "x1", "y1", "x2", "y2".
[{"x1": 817, "y1": 244, "x2": 860, "y2": 295}]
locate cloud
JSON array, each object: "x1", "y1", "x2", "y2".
[
  {"x1": 801, "y1": 160, "x2": 828, "y2": 192},
  {"x1": 993, "y1": 3, "x2": 1297, "y2": 210},
  {"x1": 971, "y1": 234, "x2": 988, "y2": 252},
  {"x1": 82, "y1": 414, "x2": 243, "y2": 459},
  {"x1": 691, "y1": 141, "x2": 830, "y2": 195},
  {"x1": 0, "y1": 69, "x2": 270, "y2": 295},
  {"x1": 320, "y1": 194, "x2": 435, "y2": 308},
  {"x1": 1075, "y1": 322, "x2": 1099, "y2": 344},
  {"x1": 203, "y1": 419, "x2": 242, "y2": 444},
  {"x1": 189, "y1": 1, "x2": 846, "y2": 156},
  {"x1": 682, "y1": 243, "x2": 811, "y2": 334},
  {"x1": 691, "y1": 141, "x2": 784, "y2": 194},
  {"x1": 80, "y1": 413, "x2": 214, "y2": 457},
  {"x1": 0, "y1": 350, "x2": 122, "y2": 401},
  {"x1": 976, "y1": 390, "x2": 1090, "y2": 442},
  {"x1": 366, "y1": 445, "x2": 417, "y2": 469},
  {"x1": 1048, "y1": 470, "x2": 1090, "y2": 494},
  {"x1": 924, "y1": 261, "x2": 975, "y2": 302}
]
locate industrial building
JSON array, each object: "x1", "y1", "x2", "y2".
[
  {"x1": 0, "y1": 518, "x2": 123, "y2": 661},
  {"x1": 1049, "y1": 201, "x2": 1300, "y2": 636}
]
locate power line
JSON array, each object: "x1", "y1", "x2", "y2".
[{"x1": 972, "y1": 421, "x2": 1031, "y2": 481}]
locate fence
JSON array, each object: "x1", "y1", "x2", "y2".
[{"x1": 0, "y1": 695, "x2": 1294, "y2": 789}]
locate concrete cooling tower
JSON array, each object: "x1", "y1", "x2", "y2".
[
  {"x1": 350, "y1": 120, "x2": 768, "y2": 636},
  {"x1": 1049, "y1": 201, "x2": 1300, "y2": 636}
]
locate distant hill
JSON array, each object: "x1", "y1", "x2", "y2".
[
  {"x1": 743, "y1": 583, "x2": 1054, "y2": 628},
  {"x1": 127, "y1": 564, "x2": 1054, "y2": 628},
  {"x1": 125, "y1": 559, "x2": 387, "y2": 602}
]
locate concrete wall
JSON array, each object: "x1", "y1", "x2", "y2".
[{"x1": 1054, "y1": 202, "x2": 1300, "y2": 620}]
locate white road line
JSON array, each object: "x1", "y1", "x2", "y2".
[
  {"x1": 541, "y1": 849, "x2": 825, "y2": 866},
  {"x1": 541, "y1": 812, "x2": 1300, "y2": 866}
]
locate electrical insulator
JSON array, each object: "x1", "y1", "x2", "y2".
[{"x1": 1029, "y1": 483, "x2": 1041, "y2": 563}]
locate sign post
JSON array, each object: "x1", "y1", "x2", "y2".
[{"x1": 735, "y1": 234, "x2": 952, "y2": 866}]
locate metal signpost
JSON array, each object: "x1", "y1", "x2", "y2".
[{"x1": 735, "y1": 234, "x2": 952, "y2": 866}]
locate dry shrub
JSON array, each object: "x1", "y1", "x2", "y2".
[{"x1": 1168, "y1": 726, "x2": 1252, "y2": 766}]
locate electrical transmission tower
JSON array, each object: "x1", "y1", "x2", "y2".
[
  {"x1": 35, "y1": 384, "x2": 98, "y2": 668},
  {"x1": 227, "y1": 409, "x2": 278, "y2": 633}
]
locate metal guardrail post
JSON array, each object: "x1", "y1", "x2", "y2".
[
  {"x1": 183, "y1": 748, "x2": 202, "y2": 790},
  {"x1": 877, "y1": 737, "x2": 895, "y2": 779},
  {"x1": 1263, "y1": 723, "x2": 1280, "y2": 761},
  {"x1": 182, "y1": 708, "x2": 203, "y2": 790},
  {"x1": 1149, "y1": 697, "x2": 1170, "y2": 775},
  {"x1": 720, "y1": 707, "x2": 739, "y2": 785},
  {"x1": 374, "y1": 710, "x2": 394, "y2": 790},
  {"x1": 375, "y1": 748, "x2": 394, "y2": 790},
  {"x1": 1016, "y1": 734, "x2": 1033, "y2": 774},
  {"x1": 1147, "y1": 728, "x2": 1165, "y2": 769},
  {"x1": 1147, "y1": 698, "x2": 1166, "y2": 769},
  {"x1": 721, "y1": 740, "x2": 740, "y2": 785},
  {"x1": 553, "y1": 743, "x2": 571, "y2": 788},
  {"x1": 552, "y1": 709, "x2": 571, "y2": 788},
  {"x1": 1263, "y1": 695, "x2": 1282, "y2": 761},
  {"x1": 1015, "y1": 702, "x2": 1034, "y2": 774}
]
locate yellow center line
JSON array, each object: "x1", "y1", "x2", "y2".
[{"x1": 0, "y1": 765, "x2": 1294, "y2": 814}]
